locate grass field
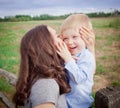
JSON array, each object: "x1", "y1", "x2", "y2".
[{"x1": 0, "y1": 17, "x2": 120, "y2": 107}]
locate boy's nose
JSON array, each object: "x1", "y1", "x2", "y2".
[{"x1": 67, "y1": 39, "x2": 74, "y2": 44}]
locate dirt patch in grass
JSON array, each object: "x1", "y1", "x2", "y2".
[
  {"x1": 94, "y1": 24, "x2": 120, "y2": 91},
  {"x1": 93, "y1": 75, "x2": 110, "y2": 92}
]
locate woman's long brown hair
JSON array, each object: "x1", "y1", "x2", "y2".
[{"x1": 13, "y1": 25, "x2": 70, "y2": 107}]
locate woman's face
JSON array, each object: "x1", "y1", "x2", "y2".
[{"x1": 47, "y1": 26, "x2": 62, "y2": 45}]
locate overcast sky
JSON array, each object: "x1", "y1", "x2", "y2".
[{"x1": 0, "y1": 0, "x2": 120, "y2": 18}]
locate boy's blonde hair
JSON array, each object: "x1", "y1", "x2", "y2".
[{"x1": 60, "y1": 14, "x2": 92, "y2": 34}]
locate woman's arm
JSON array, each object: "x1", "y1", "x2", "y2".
[{"x1": 34, "y1": 102, "x2": 55, "y2": 108}]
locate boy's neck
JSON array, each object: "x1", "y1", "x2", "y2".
[{"x1": 73, "y1": 47, "x2": 86, "y2": 56}]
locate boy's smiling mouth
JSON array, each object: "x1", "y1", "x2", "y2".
[
  {"x1": 70, "y1": 46, "x2": 77, "y2": 49},
  {"x1": 69, "y1": 46, "x2": 77, "y2": 52}
]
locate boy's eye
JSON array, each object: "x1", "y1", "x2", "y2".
[
  {"x1": 73, "y1": 36, "x2": 78, "y2": 38},
  {"x1": 63, "y1": 38, "x2": 68, "y2": 41}
]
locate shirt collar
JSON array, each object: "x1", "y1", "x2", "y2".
[{"x1": 74, "y1": 48, "x2": 87, "y2": 57}]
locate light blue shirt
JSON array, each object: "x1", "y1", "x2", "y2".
[{"x1": 65, "y1": 48, "x2": 96, "y2": 108}]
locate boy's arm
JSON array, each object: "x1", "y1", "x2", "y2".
[
  {"x1": 65, "y1": 51, "x2": 95, "y2": 84},
  {"x1": 55, "y1": 40, "x2": 95, "y2": 84}
]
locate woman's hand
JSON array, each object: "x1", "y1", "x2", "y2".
[{"x1": 79, "y1": 27, "x2": 95, "y2": 55}]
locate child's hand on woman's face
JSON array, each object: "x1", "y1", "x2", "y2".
[
  {"x1": 55, "y1": 40, "x2": 72, "y2": 63},
  {"x1": 79, "y1": 26, "x2": 95, "y2": 55}
]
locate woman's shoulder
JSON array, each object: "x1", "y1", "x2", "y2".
[
  {"x1": 30, "y1": 78, "x2": 59, "y2": 107},
  {"x1": 33, "y1": 78, "x2": 58, "y2": 89},
  {"x1": 34, "y1": 78, "x2": 58, "y2": 86},
  {"x1": 36, "y1": 78, "x2": 57, "y2": 84},
  {"x1": 32, "y1": 78, "x2": 59, "y2": 94},
  {"x1": 25, "y1": 78, "x2": 68, "y2": 108}
]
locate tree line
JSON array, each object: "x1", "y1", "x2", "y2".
[{"x1": 0, "y1": 10, "x2": 120, "y2": 22}]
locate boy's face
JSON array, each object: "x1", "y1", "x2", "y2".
[{"x1": 61, "y1": 28, "x2": 85, "y2": 55}]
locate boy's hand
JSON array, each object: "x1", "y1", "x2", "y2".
[
  {"x1": 79, "y1": 26, "x2": 95, "y2": 55},
  {"x1": 55, "y1": 40, "x2": 72, "y2": 63}
]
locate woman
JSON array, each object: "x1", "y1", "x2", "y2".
[{"x1": 13, "y1": 25, "x2": 71, "y2": 108}]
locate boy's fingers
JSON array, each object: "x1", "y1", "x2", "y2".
[
  {"x1": 55, "y1": 42, "x2": 62, "y2": 52},
  {"x1": 72, "y1": 56, "x2": 79, "y2": 60},
  {"x1": 62, "y1": 41, "x2": 68, "y2": 50}
]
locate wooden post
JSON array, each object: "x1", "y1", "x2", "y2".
[
  {"x1": 95, "y1": 86, "x2": 120, "y2": 108},
  {"x1": 0, "y1": 91, "x2": 15, "y2": 108},
  {"x1": 0, "y1": 69, "x2": 17, "y2": 86},
  {"x1": 0, "y1": 68, "x2": 17, "y2": 108}
]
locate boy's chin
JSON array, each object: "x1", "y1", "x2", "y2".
[
  {"x1": 71, "y1": 50, "x2": 83, "y2": 55},
  {"x1": 71, "y1": 51, "x2": 79, "y2": 55}
]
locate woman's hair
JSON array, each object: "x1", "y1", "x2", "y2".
[
  {"x1": 13, "y1": 25, "x2": 70, "y2": 107},
  {"x1": 60, "y1": 13, "x2": 93, "y2": 34}
]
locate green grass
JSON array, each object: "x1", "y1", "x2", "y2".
[
  {"x1": 0, "y1": 77, "x2": 14, "y2": 92},
  {"x1": 109, "y1": 18, "x2": 120, "y2": 29},
  {"x1": 96, "y1": 62, "x2": 108, "y2": 74},
  {"x1": 0, "y1": 30, "x2": 20, "y2": 73},
  {"x1": 101, "y1": 55, "x2": 107, "y2": 60},
  {"x1": 92, "y1": 17, "x2": 120, "y2": 29},
  {"x1": 111, "y1": 81, "x2": 120, "y2": 86}
]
